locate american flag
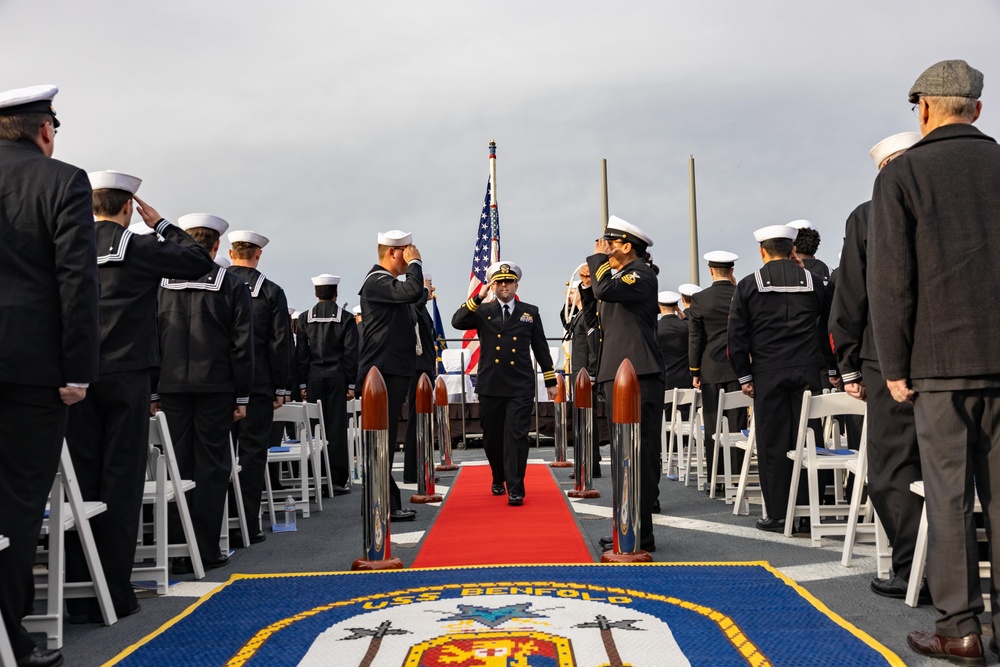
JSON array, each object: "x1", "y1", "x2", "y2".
[{"x1": 462, "y1": 173, "x2": 500, "y2": 373}]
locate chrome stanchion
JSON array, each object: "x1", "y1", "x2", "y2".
[
  {"x1": 411, "y1": 373, "x2": 443, "y2": 503},
  {"x1": 569, "y1": 369, "x2": 599, "y2": 499},
  {"x1": 434, "y1": 376, "x2": 458, "y2": 471},
  {"x1": 602, "y1": 359, "x2": 652, "y2": 563},
  {"x1": 352, "y1": 367, "x2": 403, "y2": 571},
  {"x1": 550, "y1": 374, "x2": 572, "y2": 468}
]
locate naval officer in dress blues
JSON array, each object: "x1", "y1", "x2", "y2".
[
  {"x1": 583, "y1": 217, "x2": 665, "y2": 552},
  {"x1": 452, "y1": 261, "x2": 558, "y2": 505},
  {"x1": 64, "y1": 171, "x2": 213, "y2": 623}
]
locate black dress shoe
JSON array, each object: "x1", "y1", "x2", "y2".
[
  {"x1": 204, "y1": 552, "x2": 230, "y2": 570},
  {"x1": 508, "y1": 494, "x2": 524, "y2": 506},
  {"x1": 652, "y1": 498, "x2": 661, "y2": 513},
  {"x1": 331, "y1": 484, "x2": 351, "y2": 496},
  {"x1": 569, "y1": 472, "x2": 575, "y2": 479},
  {"x1": 593, "y1": 467, "x2": 602, "y2": 478},
  {"x1": 249, "y1": 531, "x2": 267, "y2": 544},
  {"x1": 907, "y1": 630, "x2": 984, "y2": 666},
  {"x1": 491, "y1": 483, "x2": 505, "y2": 496},
  {"x1": 16, "y1": 647, "x2": 64, "y2": 667},
  {"x1": 755, "y1": 518, "x2": 785, "y2": 533},
  {"x1": 390, "y1": 508, "x2": 417, "y2": 522},
  {"x1": 68, "y1": 600, "x2": 140, "y2": 625},
  {"x1": 871, "y1": 576, "x2": 932, "y2": 605},
  {"x1": 171, "y1": 557, "x2": 195, "y2": 575}
]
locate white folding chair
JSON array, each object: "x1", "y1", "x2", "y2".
[
  {"x1": 661, "y1": 389, "x2": 676, "y2": 476},
  {"x1": 664, "y1": 388, "x2": 701, "y2": 485},
  {"x1": 709, "y1": 388, "x2": 753, "y2": 501},
  {"x1": 905, "y1": 481, "x2": 990, "y2": 608},
  {"x1": 783, "y1": 391, "x2": 865, "y2": 546},
  {"x1": 134, "y1": 412, "x2": 204, "y2": 585},
  {"x1": 223, "y1": 435, "x2": 250, "y2": 551},
  {"x1": 305, "y1": 400, "x2": 337, "y2": 497},
  {"x1": 265, "y1": 402, "x2": 313, "y2": 522},
  {"x1": 25, "y1": 444, "x2": 117, "y2": 648},
  {"x1": 348, "y1": 398, "x2": 363, "y2": 485},
  {"x1": 840, "y1": 418, "x2": 890, "y2": 577},
  {"x1": 0, "y1": 535, "x2": 17, "y2": 666}
]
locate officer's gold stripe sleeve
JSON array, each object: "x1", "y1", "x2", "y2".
[
  {"x1": 595, "y1": 262, "x2": 611, "y2": 281},
  {"x1": 466, "y1": 298, "x2": 479, "y2": 311},
  {"x1": 690, "y1": 367, "x2": 700, "y2": 372},
  {"x1": 542, "y1": 370, "x2": 556, "y2": 380}
]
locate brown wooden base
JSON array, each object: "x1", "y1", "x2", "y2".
[
  {"x1": 567, "y1": 489, "x2": 601, "y2": 499},
  {"x1": 549, "y1": 461, "x2": 573, "y2": 468},
  {"x1": 410, "y1": 493, "x2": 443, "y2": 504},
  {"x1": 436, "y1": 464, "x2": 459, "y2": 471},
  {"x1": 600, "y1": 550, "x2": 653, "y2": 563},
  {"x1": 351, "y1": 557, "x2": 404, "y2": 571}
]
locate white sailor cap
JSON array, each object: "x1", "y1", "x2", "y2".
[
  {"x1": 787, "y1": 219, "x2": 812, "y2": 230},
  {"x1": 352, "y1": 305, "x2": 362, "y2": 316},
  {"x1": 291, "y1": 310, "x2": 302, "y2": 320},
  {"x1": 486, "y1": 261, "x2": 522, "y2": 282},
  {"x1": 658, "y1": 290, "x2": 681, "y2": 305},
  {"x1": 227, "y1": 230, "x2": 269, "y2": 248},
  {"x1": 0, "y1": 84, "x2": 60, "y2": 127},
  {"x1": 377, "y1": 230, "x2": 412, "y2": 246},
  {"x1": 178, "y1": 213, "x2": 229, "y2": 234},
  {"x1": 215, "y1": 255, "x2": 231, "y2": 268},
  {"x1": 754, "y1": 225, "x2": 797, "y2": 243},
  {"x1": 424, "y1": 273, "x2": 432, "y2": 281},
  {"x1": 601, "y1": 215, "x2": 653, "y2": 248},
  {"x1": 678, "y1": 283, "x2": 702, "y2": 298},
  {"x1": 287, "y1": 307, "x2": 295, "y2": 316},
  {"x1": 88, "y1": 170, "x2": 141, "y2": 195},
  {"x1": 704, "y1": 250, "x2": 738, "y2": 268},
  {"x1": 311, "y1": 274, "x2": 340, "y2": 286},
  {"x1": 869, "y1": 132, "x2": 921, "y2": 169}
]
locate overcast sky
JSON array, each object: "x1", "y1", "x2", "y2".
[{"x1": 4, "y1": 1, "x2": 999, "y2": 340}]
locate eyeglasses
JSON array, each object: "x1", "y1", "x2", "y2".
[
  {"x1": 911, "y1": 101, "x2": 921, "y2": 118},
  {"x1": 495, "y1": 279, "x2": 516, "y2": 284}
]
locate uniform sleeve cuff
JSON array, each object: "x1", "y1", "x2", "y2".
[
  {"x1": 66, "y1": 382, "x2": 89, "y2": 388},
  {"x1": 154, "y1": 219, "x2": 171, "y2": 235},
  {"x1": 348, "y1": 384, "x2": 356, "y2": 391},
  {"x1": 841, "y1": 371, "x2": 862, "y2": 384},
  {"x1": 236, "y1": 396, "x2": 250, "y2": 405},
  {"x1": 150, "y1": 393, "x2": 160, "y2": 402},
  {"x1": 738, "y1": 375, "x2": 753, "y2": 385}
]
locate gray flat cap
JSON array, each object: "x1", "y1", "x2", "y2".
[{"x1": 909, "y1": 59, "x2": 983, "y2": 103}]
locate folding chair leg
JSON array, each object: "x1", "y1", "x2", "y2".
[
  {"x1": 905, "y1": 502, "x2": 929, "y2": 607},
  {"x1": 875, "y1": 510, "x2": 892, "y2": 580},
  {"x1": 229, "y1": 441, "x2": 250, "y2": 549},
  {"x1": 733, "y1": 440, "x2": 755, "y2": 516},
  {"x1": 264, "y1": 465, "x2": 277, "y2": 529},
  {"x1": 841, "y1": 465, "x2": 867, "y2": 567}
]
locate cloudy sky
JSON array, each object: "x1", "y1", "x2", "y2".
[{"x1": 4, "y1": 1, "x2": 999, "y2": 339}]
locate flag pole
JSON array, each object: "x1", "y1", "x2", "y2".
[
  {"x1": 489, "y1": 139, "x2": 500, "y2": 265},
  {"x1": 688, "y1": 155, "x2": 700, "y2": 285},
  {"x1": 600, "y1": 158, "x2": 609, "y2": 231}
]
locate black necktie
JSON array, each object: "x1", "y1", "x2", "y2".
[{"x1": 502, "y1": 304, "x2": 510, "y2": 324}]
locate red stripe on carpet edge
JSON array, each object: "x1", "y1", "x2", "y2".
[{"x1": 410, "y1": 464, "x2": 593, "y2": 568}]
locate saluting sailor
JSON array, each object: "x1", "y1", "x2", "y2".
[
  {"x1": 357, "y1": 230, "x2": 425, "y2": 522},
  {"x1": 63, "y1": 171, "x2": 213, "y2": 623},
  {"x1": 226, "y1": 230, "x2": 293, "y2": 543},
  {"x1": 583, "y1": 216, "x2": 665, "y2": 552},
  {"x1": 688, "y1": 251, "x2": 745, "y2": 490},
  {"x1": 452, "y1": 262, "x2": 558, "y2": 505},
  {"x1": 727, "y1": 224, "x2": 836, "y2": 533},
  {"x1": 156, "y1": 213, "x2": 254, "y2": 572},
  {"x1": 296, "y1": 274, "x2": 359, "y2": 494}
]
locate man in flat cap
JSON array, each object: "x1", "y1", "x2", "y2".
[
  {"x1": 688, "y1": 251, "x2": 744, "y2": 493},
  {"x1": 357, "y1": 230, "x2": 425, "y2": 521},
  {"x1": 584, "y1": 216, "x2": 665, "y2": 553},
  {"x1": 829, "y1": 132, "x2": 927, "y2": 607},
  {"x1": 0, "y1": 84, "x2": 98, "y2": 667},
  {"x1": 62, "y1": 173, "x2": 213, "y2": 624},
  {"x1": 728, "y1": 225, "x2": 835, "y2": 533},
  {"x1": 156, "y1": 214, "x2": 254, "y2": 573},
  {"x1": 867, "y1": 59, "x2": 1000, "y2": 663},
  {"x1": 226, "y1": 231, "x2": 293, "y2": 542},
  {"x1": 296, "y1": 274, "x2": 358, "y2": 495},
  {"x1": 452, "y1": 261, "x2": 558, "y2": 505}
]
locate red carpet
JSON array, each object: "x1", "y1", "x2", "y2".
[{"x1": 410, "y1": 464, "x2": 593, "y2": 568}]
